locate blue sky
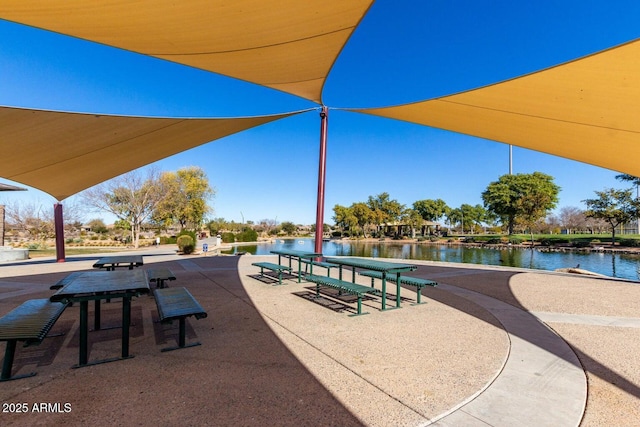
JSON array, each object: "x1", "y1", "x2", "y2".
[{"x1": 2, "y1": 1, "x2": 640, "y2": 225}]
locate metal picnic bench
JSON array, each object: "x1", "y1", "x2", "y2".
[
  {"x1": 358, "y1": 270, "x2": 437, "y2": 305},
  {"x1": 324, "y1": 257, "x2": 418, "y2": 311},
  {"x1": 0, "y1": 299, "x2": 68, "y2": 381},
  {"x1": 147, "y1": 267, "x2": 176, "y2": 289},
  {"x1": 300, "y1": 259, "x2": 339, "y2": 277},
  {"x1": 154, "y1": 287, "x2": 207, "y2": 352},
  {"x1": 251, "y1": 262, "x2": 292, "y2": 285},
  {"x1": 270, "y1": 249, "x2": 323, "y2": 283},
  {"x1": 304, "y1": 274, "x2": 380, "y2": 316}
]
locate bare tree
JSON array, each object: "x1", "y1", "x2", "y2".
[
  {"x1": 2, "y1": 197, "x2": 87, "y2": 245},
  {"x1": 81, "y1": 169, "x2": 166, "y2": 248},
  {"x1": 3, "y1": 200, "x2": 54, "y2": 242},
  {"x1": 258, "y1": 218, "x2": 278, "y2": 236},
  {"x1": 557, "y1": 206, "x2": 587, "y2": 234}
]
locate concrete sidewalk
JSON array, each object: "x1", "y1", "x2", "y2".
[{"x1": 0, "y1": 250, "x2": 638, "y2": 426}]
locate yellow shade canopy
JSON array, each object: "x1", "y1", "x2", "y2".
[
  {"x1": 0, "y1": 0, "x2": 373, "y2": 104},
  {"x1": 2, "y1": 2, "x2": 640, "y2": 199},
  {"x1": 357, "y1": 38, "x2": 640, "y2": 178},
  {"x1": 0, "y1": 106, "x2": 299, "y2": 200}
]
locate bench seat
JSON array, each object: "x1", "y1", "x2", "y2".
[
  {"x1": 300, "y1": 259, "x2": 339, "y2": 277},
  {"x1": 358, "y1": 270, "x2": 437, "y2": 304},
  {"x1": 305, "y1": 274, "x2": 379, "y2": 316},
  {"x1": 154, "y1": 287, "x2": 207, "y2": 352},
  {"x1": 251, "y1": 262, "x2": 292, "y2": 285},
  {"x1": 147, "y1": 267, "x2": 176, "y2": 289},
  {"x1": 0, "y1": 299, "x2": 68, "y2": 381}
]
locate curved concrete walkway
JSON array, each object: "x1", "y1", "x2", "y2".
[{"x1": 429, "y1": 284, "x2": 586, "y2": 426}]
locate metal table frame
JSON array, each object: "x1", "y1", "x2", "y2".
[
  {"x1": 50, "y1": 269, "x2": 149, "y2": 367},
  {"x1": 93, "y1": 255, "x2": 144, "y2": 271},
  {"x1": 324, "y1": 257, "x2": 417, "y2": 310},
  {"x1": 270, "y1": 249, "x2": 322, "y2": 283}
]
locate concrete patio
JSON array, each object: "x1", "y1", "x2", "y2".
[{"x1": 0, "y1": 247, "x2": 639, "y2": 426}]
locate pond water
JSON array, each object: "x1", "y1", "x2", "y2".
[{"x1": 221, "y1": 238, "x2": 640, "y2": 282}]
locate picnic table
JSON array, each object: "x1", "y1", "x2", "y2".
[
  {"x1": 270, "y1": 249, "x2": 323, "y2": 283},
  {"x1": 93, "y1": 255, "x2": 144, "y2": 271},
  {"x1": 50, "y1": 269, "x2": 150, "y2": 367},
  {"x1": 323, "y1": 257, "x2": 417, "y2": 310}
]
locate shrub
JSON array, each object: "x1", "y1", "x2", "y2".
[
  {"x1": 508, "y1": 237, "x2": 524, "y2": 244},
  {"x1": 160, "y1": 236, "x2": 176, "y2": 245},
  {"x1": 177, "y1": 230, "x2": 197, "y2": 243},
  {"x1": 177, "y1": 235, "x2": 195, "y2": 253},
  {"x1": 486, "y1": 238, "x2": 502, "y2": 244},
  {"x1": 221, "y1": 232, "x2": 235, "y2": 243},
  {"x1": 332, "y1": 231, "x2": 342, "y2": 238},
  {"x1": 236, "y1": 228, "x2": 258, "y2": 242},
  {"x1": 620, "y1": 239, "x2": 640, "y2": 247},
  {"x1": 572, "y1": 241, "x2": 591, "y2": 248},
  {"x1": 429, "y1": 235, "x2": 440, "y2": 242}
]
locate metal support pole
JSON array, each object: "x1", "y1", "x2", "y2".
[
  {"x1": 54, "y1": 203, "x2": 65, "y2": 262},
  {"x1": 509, "y1": 145, "x2": 513, "y2": 175},
  {"x1": 314, "y1": 106, "x2": 329, "y2": 256}
]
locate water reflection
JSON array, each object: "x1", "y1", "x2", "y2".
[{"x1": 224, "y1": 239, "x2": 640, "y2": 282}]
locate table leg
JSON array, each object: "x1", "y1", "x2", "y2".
[
  {"x1": 297, "y1": 257, "x2": 302, "y2": 282},
  {"x1": 395, "y1": 272, "x2": 402, "y2": 308},
  {"x1": 122, "y1": 297, "x2": 131, "y2": 358},
  {"x1": 1, "y1": 340, "x2": 16, "y2": 380},
  {"x1": 381, "y1": 273, "x2": 387, "y2": 311},
  {"x1": 94, "y1": 300, "x2": 101, "y2": 330},
  {"x1": 79, "y1": 301, "x2": 89, "y2": 366}
]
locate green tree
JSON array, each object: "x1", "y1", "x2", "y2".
[
  {"x1": 153, "y1": 166, "x2": 215, "y2": 232},
  {"x1": 350, "y1": 202, "x2": 374, "y2": 237},
  {"x1": 459, "y1": 203, "x2": 487, "y2": 234},
  {"x1": 446, "y1": 208, "x2": 463, "y2": 233},
  {"x1": 413, "y1": 199, "x2": 449, "y2": 223},
  {"x1": 401, "y1": 208, "x2": 423, "y2": 238},
  {"x1": 615, "y1": 174, "x2": 640, "y2": 187},
  {"x1": 615, "y1": 174, "x2": 640, "y2": 234},
  {"x1": 583, "y1": 188, "x2": 640, "y2": 245},
  {"x1": 87, "y1": 218, "x2": 108, "y2": 234},
  {"x1": 367, "y1": 192, "x2": 405, "y2": 235},
  {"x1": 206, "y1": 217, "x2": 228, "y2": 236},
  {"x1": 482, "y1": 172, "x2": 560, "y2": 235},
  {"x1": 280, "y1": 221, "x2": 297, "y2": 235},
  {"x1": 333, "y1": 204, "x2": 357, "y2": 235}
]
